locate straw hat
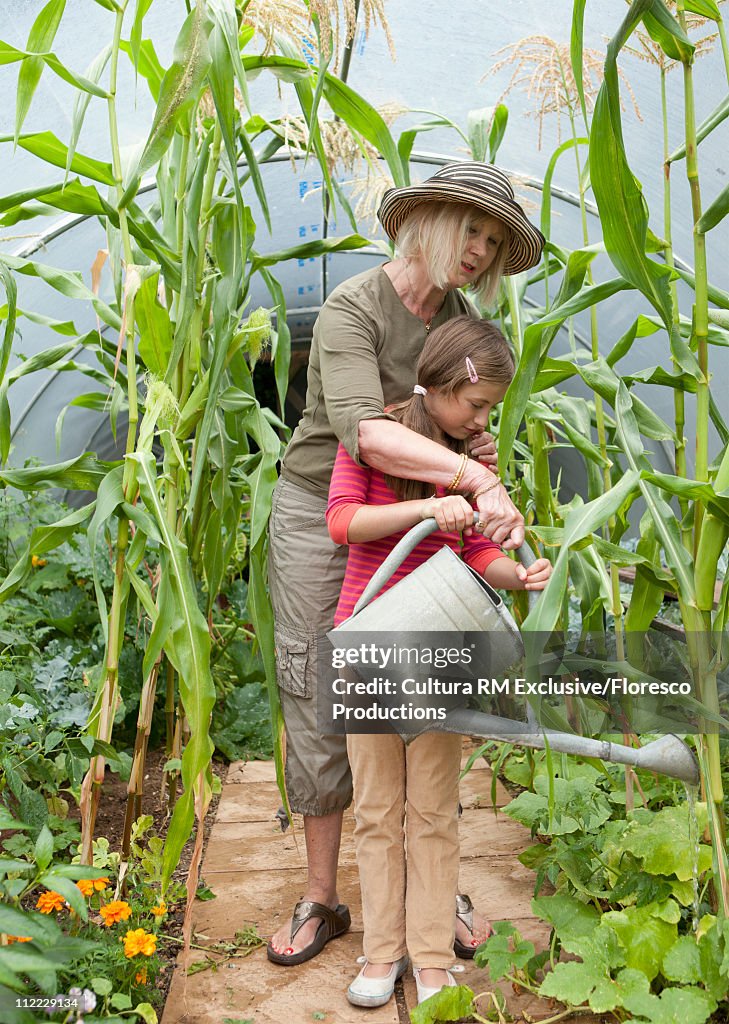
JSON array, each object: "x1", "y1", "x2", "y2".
[{"x1": 377, "y1": 162, "x2": 545, "y2": 275}]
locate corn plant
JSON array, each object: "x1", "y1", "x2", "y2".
[{"x1": 0, "y1": 0, "x2": 408, "y2": 927}]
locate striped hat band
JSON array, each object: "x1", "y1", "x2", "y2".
[{"x1": 377, "y1": 162, "x2": 545, "y2": 276}]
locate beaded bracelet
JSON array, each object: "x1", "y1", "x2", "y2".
[
  {"x1": 447, "y1": 452, "x2": 468, "y2": 491},
  {"x1": 471, "y1": 474, "x2": 501, "y2": 500}
]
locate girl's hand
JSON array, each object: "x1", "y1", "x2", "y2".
[
  {"x1": 421, "y1": 495, "x2": 475, "y2": 533},
  {"x1": 468, "y1": 430, "x2": 498, "y2": 469},
  {"x1": 514, "y1": 558, "x2": 552, "y2": 591}
]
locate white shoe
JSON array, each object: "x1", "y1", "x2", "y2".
[
  {"x1": 413, "y1": 966, "x2": 458, "y2": 1004},
  {"x1": 347, "y1": 955, "x2": 409, "y2": 1007}
]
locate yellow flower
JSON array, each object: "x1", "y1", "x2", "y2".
[
  {"x1": 5, "y1": 935, "x2": 32, "y2": 943},
  {"x1": 93, "y1": 877, "x2": 110, "y2": 891},
  {"x1": 150, "y1": 903, "x2": 167, "y2": 917},
  {"x1": 36, "y1": 891, "x2": 65, "y2": 914},
  {"x1": 123, "y1": 928, "x2": 157, "y2": 958},
  {"x1": 99, "y1": 900, "x2": 132, "y2": 927},
  {"x1": 31, "y1": 555, "x2": 47, "y2": 568},
  {"x1": 76, "y1": 879, "x2": 94, "y2": 897},
  {"x1": 135, "y1": 968, "x2": 148, "y2": 984}
]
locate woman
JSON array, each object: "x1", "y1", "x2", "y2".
[{"x1": 266, "y1": 161, "x2": 545, "y2": 966}]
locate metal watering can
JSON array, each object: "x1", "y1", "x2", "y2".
[{"x1": 328, "y1": 516, "x2": 699, "y2": 786}]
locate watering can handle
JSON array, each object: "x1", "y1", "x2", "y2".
[{"x1": 352, "y1": 514, "x2": 538, "y2": 616}]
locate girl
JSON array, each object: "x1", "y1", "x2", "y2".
[{"x1": 325, "y1": 316, "x2": 552, "y2": 1007}]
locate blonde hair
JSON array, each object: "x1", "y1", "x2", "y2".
[
  {"x1": 395, "y1": 202, "x2": 512, "y2": 306},
  {"x1": 384, "y1": 316, "x2": 515, "y2": 501}
]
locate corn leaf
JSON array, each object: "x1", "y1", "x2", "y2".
[
  {"x1": 250, "y1": 233, "x2": 372, "y2": 271},
  {"x1": 15, "y1": 0, "x2": 66, "y2": 143},
  {"x1": 522, "y1": 470, "x2": 641, "y2": 633},
  {"x1": 119, "y1": 37, "x2": 165, "y2": 100},
  {"x1": 132, "y1": 451, "x2": 215, "y2": 889},
  {"x1": 684, "y1": 0, "x2": 723, "y2": 18},
  {"x1": 0, "y1": 503, "x2": 95, "y2": 603},
  {"x1": 614, "y1": 382, "x2": 697, "y2": 604},
  {"x1": 121, "y1": 3, "x2": 213, "y2": 207},
  {"x1": 571, "y1": 0, "x2": 589, "y2": 127},
  {"x1": 0, "y1": 130, "x2": 115, "y2": 185},
  {"x1": 641, "y1": 1, "x2": 695, "y2": 63},
  {"x1": 590, "y1": 0, "x2": 674, "y2": 331},
  {"x1": 696, "y1": 182, "x2": 729, "y2": 235},
  {"x1": 0, "y1": 253, "x2": 121, "y2": 329},
  {"x1": 66, "y1": 44, "x2": 112, "y2": 181},
  {"x1": 136, "y1": 272, "x2": 173, "y2": 375},
  {"x1": 541, "y1": 137, "x2": 589, "y2": 239},
  {"x1": 130, "y1": 0, "x2": 154, "y2": 78}
]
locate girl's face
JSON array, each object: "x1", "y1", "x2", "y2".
[
  {"x1": 425, "y1": 379, "x2": 510, "y2": 441},
  {"x1": 446, "y1": 214, "x2": 505, "y2": 289}
]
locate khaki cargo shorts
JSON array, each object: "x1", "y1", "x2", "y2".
[{"x1": 268, "y1": 476, "x2": 352, "y2": 816}]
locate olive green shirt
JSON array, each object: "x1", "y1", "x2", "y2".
[{"x1": 282, "y1": 264, "x2": 478, "y2": 498}]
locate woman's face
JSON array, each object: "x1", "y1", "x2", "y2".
[
  {"x1": 425, "y1": 379, "x2": 509, "y2": 440},
  {"x1": 446, "y1": 214, "x2": 505, "y2": 289}
]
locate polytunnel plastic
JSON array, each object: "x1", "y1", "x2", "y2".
[{"x1": 1, "y1": 0, "x2": 727, "y2": 505}]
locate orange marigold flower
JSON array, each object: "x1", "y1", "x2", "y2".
[
  {"x1": 76, "y1": 879, "x2": 95, "y2": 897},
  {"x1": 93, "y1": 877, "x2": 110, "y2": 891},
  {"x1": 99, "y1": 900, "x2": 132, "y2": 927},
  {"x1": 36, "y1": 890, "x2": 65, "y2": 914},
  {"x1": 31, "y1": 555, "x2": 47, "y2": 568},
  {"x1": 135, "y1": 968, "x2": 148, "y2": 984},
  {"x1": 5, "y1": 935, "x2": 32, "y2": 943},
  {"x1": 150, "y1": 903, "x2": 167, "y2": 917},
  {"x1": 123, "y1": 928, "x2": 157, "y2": 958}
]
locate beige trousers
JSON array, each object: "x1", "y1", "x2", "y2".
[{"x1": 347, "y1": 730, "x2": 462, "y2": 968}]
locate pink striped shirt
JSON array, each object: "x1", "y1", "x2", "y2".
[{"x1": 326, "y1": 444, "x2": 504, "y2": 625}]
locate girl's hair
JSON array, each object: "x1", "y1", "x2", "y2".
[
  {"x1": 396, "y1": 202, "x2": 512, "y2": 306},
  {"x1": 384, "y1": 316, "x2": 514, "y2": 502}
]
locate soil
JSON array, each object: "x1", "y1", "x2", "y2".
[{"x1": 73, "y1": 748, "x2": 228, "y2": 1012}]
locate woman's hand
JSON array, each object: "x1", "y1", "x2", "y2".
[
  {"x1": 468, "y1": 430, "x2": 497, "y2": 469},
  {"x1": 514, "y1": 558, "x2": 552, "y2": 591},
  {"x1": 472, "y1": 479, "x2": 525, "y2": 549},
  {"x1": 421, "y1": 495, "x2": 475, "y2": 533}
]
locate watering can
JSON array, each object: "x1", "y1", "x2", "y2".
[{"x1": 328, "y1": 516, "x2": 700, "y2": 786}]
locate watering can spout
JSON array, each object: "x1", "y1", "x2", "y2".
[{"x1": 441, "y1": 708, "x2": 700, "y2": 786}]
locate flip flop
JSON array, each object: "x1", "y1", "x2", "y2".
[
  {"x1": 453, "y1": 893, "x2": 493, "y2": 959},
  {"x1": 267, "y1": 900, "x2": 351, "y2": 966}
]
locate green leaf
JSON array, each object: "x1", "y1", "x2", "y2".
[
  {"x1": 684, "y1": 0, "x2": 722, "y2": 19},
  {"x1": 696, "y1": 181, "x2": 729, "y2": 235},
  {"x1": 531, "y1": 893, "x2": 600, "y2": 940},
  {"x1": 37, "y1": 873, "x2": 87, "y2": 921},
  {"x1": 15, "y1": 0, "x2": 66, "y2": 143},
  {"x1": 34, "y1": 825, "x2": 54, "y2": 873},
  {"x1": 590, "y1": 0, "x2": 674, "y2": 330},
  {"x1": 122, "y1": 3, "x2": 213, "y2": 206},
  {"x1": 642, "y1": 1, "x2": 695, "y2": 63},
  {"x1": 488, "y1": 103, "x2": 509, "y2": 162},
  {"x1": 410, "y1": 984, "x2": 474, "y2": 1024},
  {"x1": 321, "y1": 75, "x2": 406, "y2": 188},
  {"x1": 0, "y1": 130, "x2": 115, "y2": 185},
  {"x1": 601, "y1": 902, "x2": 679, "y2": 981},
  {"x1": 0, "y1": 252, "x2": 120, "y2": 328},
  {"x1": 130, "y1": 0, "x2": 154, "y2": 78},
  {"x1": 571, "y1": 0, "x2": 589, "y2": 126},
  {"x1": 0, "y1": 905, "x2": 61, "y2": 943},
  {"x1": 622, "y1": 982, "x2": 716, "y2": 1023},
  {"x1": 539, "y1": 931, "x2": 628, "y2": 1011},
  {"x1": 614, "y1": 383, "x2": 696, "y2": 605},
  {"x1": 620, "y1": 804, "x2": 713, "y2": 881},
  {"x1": 130, "y1": 451, "x2": 215, "y2": 889},
  {"x1": 0, "y1": 453, "x2": 116, "y2": 493},
  {"x1": 136, "y1": 272, "x2": 173, "y2": 375},
  {"x1": 66, "y1": 43, "x2": 112, "y2": 182},
  {"x1": 250, "y1": 233, "x2": 372, "y2": 271}
]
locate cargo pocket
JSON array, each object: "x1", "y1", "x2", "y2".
[{"x1": 275, "y1": 627, "x2": 314, "y2": 698}]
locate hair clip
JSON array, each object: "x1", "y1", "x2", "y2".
[
  {"x1": 465, "y1": 357, "x2": 479, "y2": 383},
  {"x1": 413, "y1": 384, "x2": 427, "y2": 395}
]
